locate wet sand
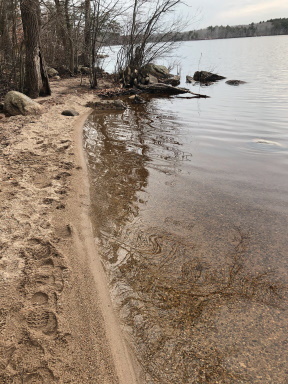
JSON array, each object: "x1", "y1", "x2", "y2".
[{"x1": 0, "y1": 79, "x2": 140, "y2": 383}]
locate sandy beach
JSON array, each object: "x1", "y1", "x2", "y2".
[{"x1": 0, "y1": 78, "x2": 140, "y2": 383}]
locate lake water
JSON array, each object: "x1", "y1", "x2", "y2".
[{"x1": 84, "y1": 36, "x2": 288, "y2": 383}]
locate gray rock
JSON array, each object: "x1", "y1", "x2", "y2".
[
  {"x1": 113, "y1": 100, "x2": 126, "y2": 110},
  {"x1": 128, "y1": 95, "x2": 146, "y2": 104},
  {"x1": 226, "y1": 80, "x2": 247, "y2": 86},
  {"x1": 186, "y1": 75, "x2": 195, "y2": 84},
  {"x1": 161, "y1": 75, "x2": 180, "y2": 87},
  {"x1": 47, "y1": 67, "x2": 59, "y2": 77},
  {"x1": 193, "y1": 71, "x2": 226, "y2": 83},
  {"x1": 148, "y1": 74, "x2": 159, "y2": 84},
  {"x1": 61, "y1": 109, "x2": 79, "y2": 116},
  {"x1": 141, "y1": 63, "x2": 170, "y2": 79},
  {"x1": 4, "y1": 91, "x2": 44, "y2": 116}
]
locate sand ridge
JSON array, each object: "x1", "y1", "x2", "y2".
[{"x1": 0, "y1": 78, "x2": 140, "y2": 383}]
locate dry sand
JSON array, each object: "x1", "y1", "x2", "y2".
[{"x1": 0, "y1": 78, "x2": 141, "y2": 383}]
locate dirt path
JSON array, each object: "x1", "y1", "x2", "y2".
[{"x1": 0, "y1": 78, "x2": 141, "y2": 383}]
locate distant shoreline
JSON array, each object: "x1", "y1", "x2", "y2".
[{"x1": 108, "y1": 18, "x2": 288, "y2": 46}]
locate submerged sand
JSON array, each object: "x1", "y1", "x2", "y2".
[{"x1": 0, "y1": 79, "x2": 140, "y2": 383}]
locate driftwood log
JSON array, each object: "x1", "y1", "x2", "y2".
[
  {"x1": 96, "y1": 83, "x2": 209, "y2": 99},
  {"x1": 137, "y1": 83, "x2": 209, "y2": 98}
]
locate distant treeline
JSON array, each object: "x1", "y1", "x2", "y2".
[
  {"x1": 169, "y1": 18, "x2": 288, "y2": 41},
  {"x1": 109, "y1": 18, "x2": 288, "y2": 45}
]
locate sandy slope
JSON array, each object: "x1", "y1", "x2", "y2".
[{"x1": 0, "y1": 78, "x2": 140, "y2": 383}]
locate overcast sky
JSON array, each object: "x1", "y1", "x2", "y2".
[{"x1": 181, "y1": 0, "x2": 288, "y2": 29}]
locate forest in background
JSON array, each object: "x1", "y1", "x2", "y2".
[
  {"x1": 0, "y1": 0, "x2": 184, "y2": 98},
  {"x1": 168, "y1": 18, "x2": 288, "y2": 41}
]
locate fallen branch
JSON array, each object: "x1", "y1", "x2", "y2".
[
  {"x1": 96, "y1": 83, "x2": 209, "y2": 99},
  {"x1": 138, "y1": 83, "x2": 209, "y2": 98},
  {"x1": 190, "y1": 92, "x2": 210, "y2": 98}
]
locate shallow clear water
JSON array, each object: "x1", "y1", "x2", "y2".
[{"x1": 84, "y1": 36, "x2": 288, "y2": 383}]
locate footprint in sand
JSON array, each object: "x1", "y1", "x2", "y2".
[
  {"x1": 0, "y1": 343, "x2": 16, "y2": 370},
  {"x1": 26, "y1": 239, "x2": 55, "y2": 259},
  {"x1": 26, "y1": 310, "x2": 58, "y2": 335},
  {"x1": 21, "y1": 368, "x2": 55, "y2": 384},
  {"x1": 26, "y1": 240, "x2": 67, "y2": 292},
  {"x1": 9, "y1": 336, "x2": 45, "y2": 371},
  {"x1": 34, "y1": 258, "x2": 66, "y2": 293},
  {"x1": 31, "y1": 292, "x2": 49, "y2": 305},
  {"x1": 22, "y1": 239, "x2": 67, "y2": 337}
]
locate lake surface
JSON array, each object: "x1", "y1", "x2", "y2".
[{"x1": 84, "y1": 36, "x2": 288, "y2": 383}]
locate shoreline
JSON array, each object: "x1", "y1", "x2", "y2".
[
  {"x1": 0, "y1": 78, "x2": 140, "y2": 383},
  {"x1": 72, "y1": 110, "x2": 141, "y2": 384}
]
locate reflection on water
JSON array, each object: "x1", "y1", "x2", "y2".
[{"x1": 84, "y1": 94, "x2": 288, "y2": 383}]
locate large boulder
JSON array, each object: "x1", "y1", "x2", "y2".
[
  {"x1": 121, "y1": 63, "x2": 177, "y2": 87},
  {"x1": 141, "y1": 63, "x2": 170, "y2": 79},
  {"x1": 193, "y1": 71, "x2": 226, "y2": 83},
  {"x1": 4, "y1": 91, "x2": 44, "y2": 116}
]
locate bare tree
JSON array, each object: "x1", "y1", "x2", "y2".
[
  {"x1": 88, "y1": 0, "x2": 123, "y2": 88},
  {"x1": 51, "y1": 0, "x2": 79, "y2": 74},
  {"x1": 20, "y1": 0, "x2": 50, "y2": 97},
  {"x1": 116, "y1": 0, "x2": 186, "y2": 84}
]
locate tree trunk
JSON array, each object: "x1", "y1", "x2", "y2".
[
  {"x1": 84, "y1": 0, "x2": 91, "y2": 66},
  {"x1": 64, "y1": 0, "x2": 75, "y2": 74},
  {"x1": 54, "y1": 0, "x2": 68, "y2": 50},
  {"x1": 20, "y1": 0, "x2": 50, "y2": 98}
]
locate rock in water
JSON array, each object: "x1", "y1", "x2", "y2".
[
  {"x1": 186, "y1": 75, "x2": 195, "y2": 84},
  {"x1": 4, "y1": 91, "x2": 44, "y2": 116},
  {"x1": 226, "y1": 80, "x2": 247, "y2": 86},
  {"x1": 160, "y1": 75, "x2": 180, "y2": 87},
  {"x1": 193, "y1": 71, "x2": 226, "y2": 83},
  {"x1": 129, "y1": 95, "x2": 146, "y2": 104}
]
